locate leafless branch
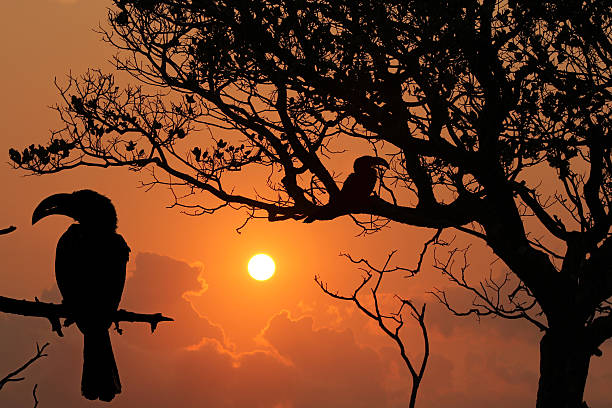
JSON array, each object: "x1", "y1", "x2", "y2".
[
  {"x1": 0, "y1": 296, "x2": 173, "y2": 337},
  {"x1": 315, "y1": 251, "x2": 428, "y2": 408},
  {"x1": 429, "y1": 246, "x2": 548, "y2": 331},
  {"x1": 32, "y1": 384, "x2": 38, "y2": 408},
  {"x1": 0, "y1": 342, "x2": 49, "y2": 391},
  {"x1": 405, "y1": 228, "x2": 445, "y2": 275}
]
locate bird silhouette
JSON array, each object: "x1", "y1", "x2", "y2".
[
  {"x1": 339, "y1": 155, "x2": 389, "y2": 201},
  {"x1": 32, "y1": 190, "x2": 129, "y2": 402},
  {"x1": 304, "y1": 155, "x2": 389, "y2": 222}
]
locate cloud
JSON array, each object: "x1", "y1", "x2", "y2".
[
  {"x1": 117, "y1": 309, "x2": 396, "y2": 408},
  {"x1": 119, "y1": 253, "x2": 227, "y2": 350},
  {"x1": 1, "y1": 251, "x2": 610, "y2": 408},
  {"x1": 259, "y1": 311, "x2": 391, "y2": 408},
  {"x1": 0, "y1": 253, "x2": 399, "y2": 407},
  {"x1": 115, "y1": 338, "x2": 295, "y2": 408}
]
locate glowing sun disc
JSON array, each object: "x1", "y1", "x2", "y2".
[{"x1": 248, "y1": 254, "x2": 276, "y2": 281}]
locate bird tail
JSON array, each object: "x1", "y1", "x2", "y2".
[{"x1": 82, "y1": 330, "x2": 121, "y2": 402}]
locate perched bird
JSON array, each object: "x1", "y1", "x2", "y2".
[
  {"x1": 304, "y1": 155, "x2": 389, "y2": 222},
  {"x1": 339, "y1": 155, "x2": 389, "y2": 201},
  {"x1": 32, "y1": 190, "x2": 129, "y2": 402}
]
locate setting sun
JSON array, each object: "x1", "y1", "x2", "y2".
[{"x1": 248, "y1": 254, "x2": 276, "y2": 281}]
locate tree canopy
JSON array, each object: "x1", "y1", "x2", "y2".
[{"x1": 10, "y1": 1, "x2": 612, "y2": 407}]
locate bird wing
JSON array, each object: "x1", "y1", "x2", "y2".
[
  {"x1": 340, "y1": 169, "x2": 377, "y2": 202},
  {"x1": 340, "y1": 172, "x2": 360, "y2": 200},
  {"x1": 55, "y1": 224, "x2": 129, "y2": 329}
]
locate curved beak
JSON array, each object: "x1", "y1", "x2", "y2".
[
  {"x1": 371, "y1": 157, "x2": 389, "y2": 168},
  {"x1": 32, "y1": 193, "x2": 74, "y2": 225}
]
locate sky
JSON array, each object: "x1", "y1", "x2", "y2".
[{"x1": 0, "y1": 1, "x2": 611, "y2": 407}]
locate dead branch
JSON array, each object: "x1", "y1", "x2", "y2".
[
  {"x1": 315, "y1": 251, "x2": 428, "y2": 408},
  {"x1": 0, "y1": 342, "x2": 49, "y2": 391},
  {"x1": 0, "y1": 296, "x2": 173, "y2": 337},
  {"x1": 32, "y1": 384, "x2": 38, "y2": 408},
  {"x1": 428, "y1": 245, "x2": 548, "y2": 331},
  {"x1": 405, "y1": 228, "x2": 445, "y2": 275}
]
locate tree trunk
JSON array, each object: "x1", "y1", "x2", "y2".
[{"x1": 536, "y1": 330, "x2": 592, "y2": 408}]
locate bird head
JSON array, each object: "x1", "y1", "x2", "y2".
[
  {"x1": 353, "y1": 156, "x2": 389, "y2": 173},
  {"x1": 32, "y1": 190, "x2": 118, "y2": 230}
]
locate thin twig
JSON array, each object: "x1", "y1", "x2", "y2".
[
  {"x1": 32, "y1": 384, "x2": 38, "y2": 408},
  {"x1": 0, "y1": 343, "x2": 49, "y2": 391}
]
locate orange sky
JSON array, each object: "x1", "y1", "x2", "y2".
[{"x1": 0, "y1": 1, "x2": 611, "y2": 407}]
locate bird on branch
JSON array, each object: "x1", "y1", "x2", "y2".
[
  {"x1": 304, "y1": 155, "x2": 389, "y2": 223},
  {"x1": 33, "y1": 190, "x2": 129, "y2": 402}
]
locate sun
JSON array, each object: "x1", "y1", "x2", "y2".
[{"x1": 248, "y1": 254, "x2": 276, "y2": 281}]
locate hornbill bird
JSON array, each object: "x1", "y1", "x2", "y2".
[
  {"x1": 32, "y1": 190, "x2": 129, "y2": 402},
  {"x1": 339, "y1": 155, "x2": 389, "y2": 202},
  {"x1": 304, "y1": 155, "x2": 389, "y2": 222}
]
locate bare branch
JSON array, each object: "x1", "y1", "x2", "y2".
[
  {"x1": 0, "y1": 296, "x2": 173, "y2": 337},
  {"x1": 0, "y1": 343, "x2": 49, "y2": 391},
  {"x1": 429, "y1": 246, "x2": 548, "y2": 332},
  {"x1": 32, "y1": 384, "x2": 38, "y2": 408},
  {"x1": 405, "y1": 228, "x2": 445, "y2": 275},
  {"x1": 316, "y1": 251, "x2": 429, "y2": 408}
]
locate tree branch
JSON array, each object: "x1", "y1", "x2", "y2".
[
  {"x1": 0, "y1": 342, "x2": 49, "y2": 391},
  {"x1": 512, "y1": 181, "x2": 568, "y2": 241},
  {"x1": 315, "y1": 251, "x2": 429, "y2": 408},
  {"x1": 587, "y1": 312, "x2": 612, "y2": 353},
  {"x1": 429, "y1": 245, "x2": 549, "y2": 332},
  {"x1": 0, "y1": 296, "x2": 173, "y2": 337},
  {"x1": 32, "y1": 384, "x2": 39, "y2": 408}
]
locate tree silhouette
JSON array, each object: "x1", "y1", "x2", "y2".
[
  {"x1": 316, "y1": 251, "x2": 430, "y2": 408},
  {"x1": 10, "y1": 1, "x2": 612, "y2": 407}
]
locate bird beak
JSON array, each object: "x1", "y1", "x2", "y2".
[
  {"x1": 32, "y1": 193, "x2": 74, "y2": 225},
  {"x1": 372, "y1": 157, "x2": 389, "y2": 168}
]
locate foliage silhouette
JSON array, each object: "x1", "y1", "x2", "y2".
[{"x1": 10, "y1": 1, "x2": 612, "y2": 407}]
